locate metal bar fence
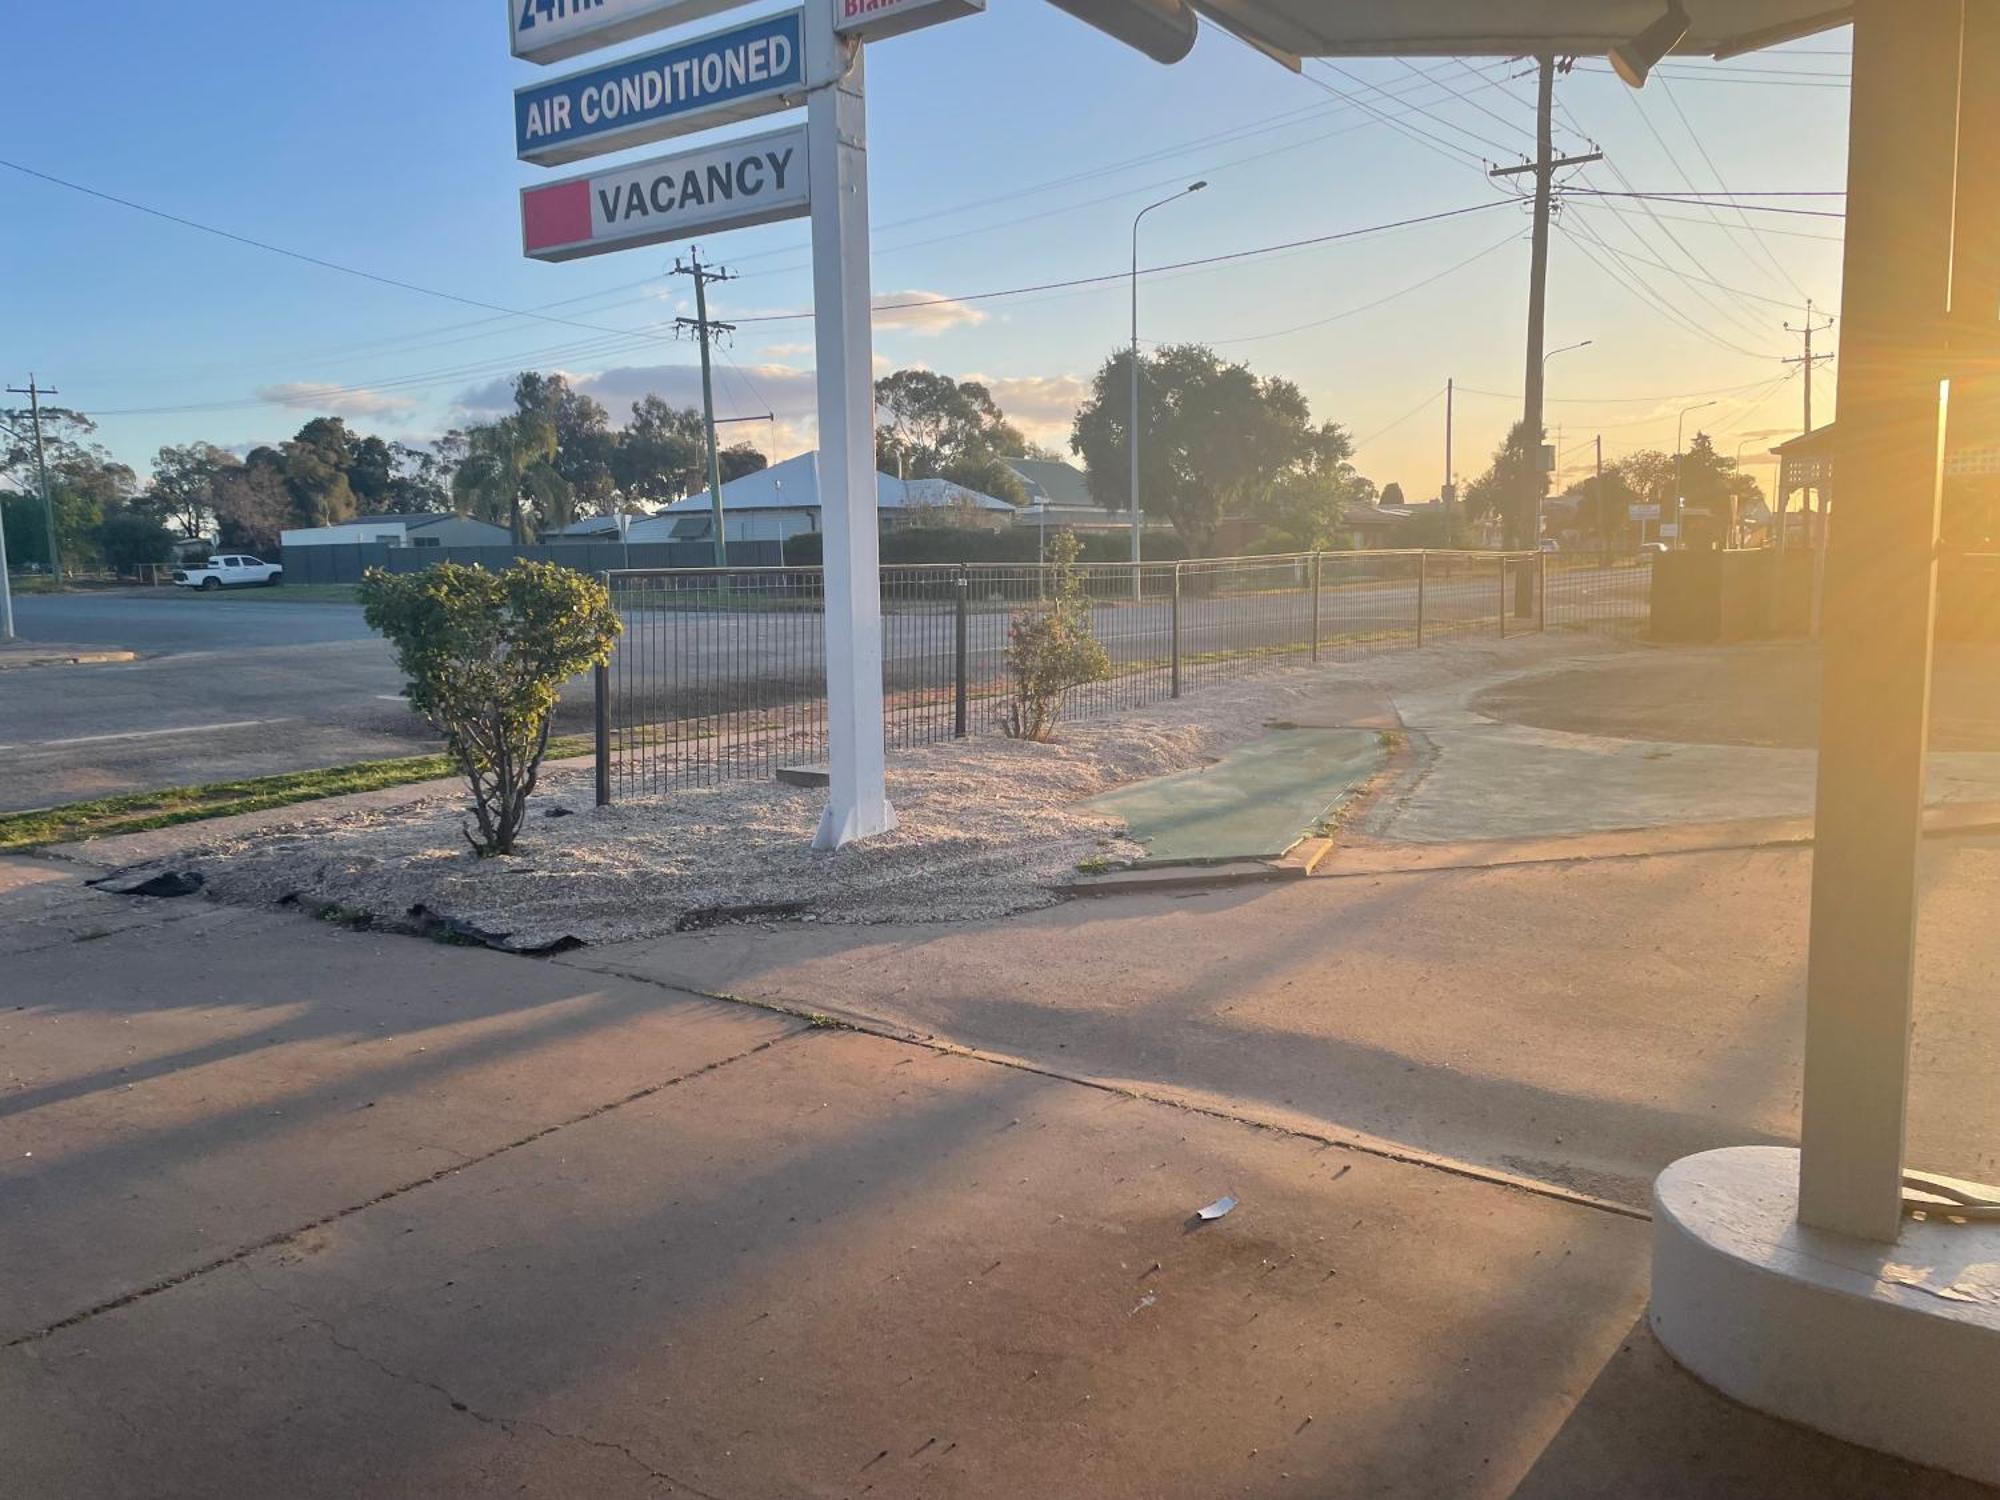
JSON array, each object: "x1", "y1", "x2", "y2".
[{"x1": 595, "y1": 548, "x2": 1648, "y2": 800}]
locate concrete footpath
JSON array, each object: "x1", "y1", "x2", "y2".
[{"x1": 2, "y1": 857, "x2": 1988, "y2": 1497}]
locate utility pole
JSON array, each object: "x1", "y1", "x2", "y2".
[
  {"x1": 6, "y1": 376, "x2": 61, "y2": 582},
  {"x1": 673, "y1": 248, "x2": 735, "y2": 570},
  {"x1": 1492, "y1": 57, "x2": 1600, "y2": 590},
  {"x1": 1442, "y1": 377, "x2": 1454, "y2": 514},
  {"x1": 1784, "y1": 299, "x2": 1836, "y2": 553},
  {"x1": 0, "y1": 440, "x2": 12, "y2": 636},
  {"x1": 1595, "y1": 434, "x2": 1606, "y2": 549}
]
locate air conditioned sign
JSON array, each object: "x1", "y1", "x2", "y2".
[
  {"x1": 521, "y1": 126, "x2": 808, "y2": 261},
  {"x1": 514, "y1": 8, "x2": 805, "y2": 166},
  {"x1": 509, "y1": 0, "x2": 754, "y2": 66},
  {"x1": 833, "y1": 0, "x2": 982, "y2": 42}
]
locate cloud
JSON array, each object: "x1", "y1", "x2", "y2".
[
  {"x1": 452, "y1": 375, "x2": 530, "y2": 419},
  {"x1": 871, "y1": 290, "x2": 986, "y2": 334},
  {"x1": 256, "y1": 381, "x2": 418, "y2": 419},
  {"x1": 759, "y1": 341, "x2": 814, "y2": 361},
  {"x1": 969, "y1": 373, "x2": 1089, "y2": 448}
]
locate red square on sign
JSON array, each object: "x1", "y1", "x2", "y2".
[{"x1": 523, "y1": 180, "x2": 593, "y2": 252}]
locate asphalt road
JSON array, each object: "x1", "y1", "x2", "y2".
[
  {"x1": 0, "y1": 567, "x2": 1648, "y2": 813},
  {"x1": 1, "y1": 594, "x2": 433, "y2": 813}
]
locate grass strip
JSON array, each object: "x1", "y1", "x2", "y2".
[{"x1": 0, "y1": 735, "x2": 593, "y2": 852}]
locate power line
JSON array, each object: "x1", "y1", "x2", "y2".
[
  {"x1": 1557, "y1": 217, "x2": 1783, "y2": 360},
  {"x1": 1557, "y1": 206, "x2": 1805, "y2": 308},
  {"x1": 78, "y1": 200, "x2": 1519, "y2": 418},
  {"x1": 1567, "y1": 189, "x2": 1844, "y2": 219},
  {"x1": 1631, "y1": 77, "x2": 1817, "y2": 304},
  {"x1": 1453, "y1": 375, "x2": 1785, "y2": 405},
  {"x1": 1352, "y1": 385, "x2": 1447, "y2": 451},
  {"x1": 0, "y1": 158, "x2": 644, "y2": 338},
  {"x1": 1567, "y1": 197, "x2": 1844, "y2": 243},
  {"x1": 728, "y1": 200, "x2": 1517, "y2": 324},
  {"x1": 1190, "y1": 230, "x2": 1520, "y2": 346}
]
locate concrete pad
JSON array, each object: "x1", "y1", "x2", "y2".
[
  {"x1": 1083, "y1": 726, "x2": 1385, "y2": 863},
  {"x1": 3, "y1": 1024, "x2": 1654, "y2": 1500},
  {"x1": 570, "y1": 836, "x2": 2000, "y2": 1211},
  {"x1": 1651, "y1": 1147, "x2": 2000, "y2": 1487},
  {"x1": 0, "y1": 904, "x2": 797, "y2": 1341},
  {"x1": 9, "y1": 1026, "x2": 1979, "y2": 1499},
  {"x1": 1371, "y1": 669, "x2": 2000, "y2": 845}
]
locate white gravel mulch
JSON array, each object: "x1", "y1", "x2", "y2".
[{"x1": 149, "y1": 635, "x2": 1617, "y2": 950}]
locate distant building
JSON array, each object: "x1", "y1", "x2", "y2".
[
  {"x1": 279, "y1": 513, "x2": 512, "y2": 549},
  {"x1": 1001, "y1": 456, "x2": 1162, "y2": 533},
  {"x1": 549, "y1": 512, "x2": 649, "y2": 540},
  {"x1": 648, "y1": 452, "x2": 1016, "y2": 544}
]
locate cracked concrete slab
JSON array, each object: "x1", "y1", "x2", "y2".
[
  {"x1": 567, "y1": 833, "x2": 2000, "y2": 1212},
  {"x1": 5, "y1": 1026, "x2": 1982, "y2": 1499},
  {"x1": 0, "y1": 900, "x2": 798, "y2": 1342}
]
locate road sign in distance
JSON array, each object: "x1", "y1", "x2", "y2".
[
  {"x1": 510, "y1": 0, "x2": 755, "y2": 66},
  {"x1": 522, "y1": 125, "x2": 808, "y2": 261},
  {"x1": 1628, "y1": 503, "x2": 1662, "y2": 520},
  {"x1": 833, "y1": 0, "x2": 983, "y2": 42},
  {"x1": 516, "y1": 8, "x2": 804, "y2": 166}
]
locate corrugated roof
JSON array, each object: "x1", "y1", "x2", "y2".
[
  {"x1": 1005, "y1": 458, "x2": 1094, "y2": 506},
  {"x1": 662, "y1": 452, "x2": 1013, "y2": 515}
]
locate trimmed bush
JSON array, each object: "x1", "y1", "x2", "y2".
[{"x1": 359, "y1": 562, "x2": 620, "y2": 856}]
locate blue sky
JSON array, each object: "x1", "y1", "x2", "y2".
[{"x1": 3, "y1": 2, "x2": 1851, "y2": 499}]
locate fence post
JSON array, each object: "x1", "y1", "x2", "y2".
[
  {"x1": 1416, "y1": 551, "x2": 1427, "y2": 646},
  {"x1": 593, "y1": 662, "x2": 611, "y2": 807},
  {"x1": 1310, "y1": 552, "x2": 1322, "y2": 662},
  {"x1": 1537, "y1": 551, "x2": 1548, "y2": 632},
  {"x1": 1498, "y1": 556, "x2": 1508, "y2": 639},
  {"x1": 1171, "y1": 562, "x2": 1183, "y2": 699},
  {"x1": 953, "y1": 565, "x2": 969, "y2": 738}
]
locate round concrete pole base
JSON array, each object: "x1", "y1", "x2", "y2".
[{"x1": 1651, "y1": 1146, "x2": 2000, "y2": 1485}]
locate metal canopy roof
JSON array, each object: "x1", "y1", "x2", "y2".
[{"x1": 1186, "y1": 1, "x2": 1851, "y2": 65}]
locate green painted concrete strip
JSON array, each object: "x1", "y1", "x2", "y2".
[{"x1": 1085, "y1": 726, "x2": 1387, "y2": 864}]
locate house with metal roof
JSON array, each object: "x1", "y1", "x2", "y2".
[
  {"x1": 278, "y1": 513, "x2": 513, "y2": 549},
  {"x1": 646, "y1": 451, "x2": 1016, "y2": 544}
]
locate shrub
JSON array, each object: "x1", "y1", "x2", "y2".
[
  {"x1": 359, "y1": 562, "x2": 620, "y2": 856},
  {"x1": 1001, "y1": 529, "x2": 1111, "y2": 743}
]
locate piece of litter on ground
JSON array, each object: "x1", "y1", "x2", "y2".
[
  {"x1": 1131, "y1": 1291, "x2": 1157, "y2": 1316},
  {"x1": 1196, "y1": 1194, "x2": 1238, "y2": 1221}
]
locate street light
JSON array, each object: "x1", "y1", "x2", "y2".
[
  {"x1": 1673, "y1": 398, "x2": 1718, "y2": 549},
  {"x1": 1543, "y1": 338, "x2": 1593, "y2": 367},
  {"x1": 1130, "y1": 181, "x2": 1206, "y2": 592}
]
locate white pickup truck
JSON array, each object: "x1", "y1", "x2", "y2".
[{"x1": 173, "y1": 554, "x2": 284, "y2": 590}]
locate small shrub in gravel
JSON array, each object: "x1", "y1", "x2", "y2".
[
  {"x1": 359, "y1": 561, "x2": 620, "y2": 856},
  {"x1": 1002, "y1": 529, "x2": 1111, "y2": 742}
]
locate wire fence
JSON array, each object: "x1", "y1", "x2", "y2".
[{"x1": 595, "y1": 548, "x2": 1650, "y2": 800}]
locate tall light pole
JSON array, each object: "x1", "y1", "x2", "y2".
[
  {"x1": 1537, "y1": 340, "x2": 1591, "y2": 543},
  {"x1": 1674, "y1": 399, "x2": 1718, "y2": 550},
  {"x1": 1130, "y1": 181, "x2": 1205, "y2": 588}
]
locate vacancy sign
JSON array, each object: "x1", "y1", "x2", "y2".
[
  {"x1": 522, "y1": 125, "x2": 808, "y2": 261},
  {"x1": 833, "y1": 0, "x2": 982, "y2": 42},
  {"x1": 510, "y1": 0, "x2": 757, "y2": 65},
  {"x1": 515, "y1": 8, "x2": 804, "y2": 166}
]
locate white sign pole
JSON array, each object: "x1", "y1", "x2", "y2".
[{"x1": 806, "y1": 0, "x2": 894, "y2": 849}]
